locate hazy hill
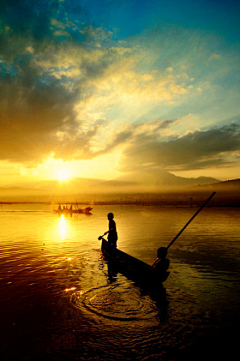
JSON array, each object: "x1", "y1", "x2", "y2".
[
  {"x1": 0, "y1": 186, "x2": 44, "y2": 193},
  {"x1": 0, "y1": 171, "x2": 220, "y2": 196},
  {"x1": 184, "y1": 178, "x2": 240, "y2": 193},
  {"x1": 179, "y1": 178, "x2": 240, "y2": 207},
  {"x1": 0, "y1": 174, "x2": 239, "y2": 206},
  {"x1": 102, "y1": 170, "x2": 219, "y2": 191}
]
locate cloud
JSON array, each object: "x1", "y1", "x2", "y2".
[
  {"x1": 0, "y1": 5, "x2": 194, "y2": 166},
  {"x1": 87, "y1": 118, "x2": 178, "y2": 157},
  {"x1": 0, "y1": 2, "x2": 128, "y2": 164},
  {"x1": 1, "y1": 0, "x2": 239, "y2": 179},
  {"x1": 119, "y1": 123, "x2": 240, "y2": 172},
  {"x1": 209, "y1": 53, "x2": 221, "y2": 61}
]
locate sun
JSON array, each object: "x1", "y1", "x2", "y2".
[{"x1": 57, "y1": 169, "x2": 71, "y2": 182}]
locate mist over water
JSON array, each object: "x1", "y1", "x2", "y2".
[{"x1": 0, "y1": 204, "x2": 239, "y2": 360}]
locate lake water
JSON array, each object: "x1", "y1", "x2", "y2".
[{"x1": 0, "y1": 204, "x2": 239, "y2": 360}]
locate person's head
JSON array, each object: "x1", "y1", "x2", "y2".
[
  {"x1": 107, "y1": 212, "x2": 114, "y2": 220},
  {"x1": 157, "y1": 247, "x2": 167, "y2": 259}
]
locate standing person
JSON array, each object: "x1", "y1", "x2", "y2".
[{"x1": 104, "y1": 212, "x2": 118, "y2": 248}]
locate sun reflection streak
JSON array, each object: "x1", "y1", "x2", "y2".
[
  {"x1": 65, "y1": 287, "x2": 76, "y2": 293},
  {"x1": 59, "y1": 214, "x2": 66, "y2": 240}
]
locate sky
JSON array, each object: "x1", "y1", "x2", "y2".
[{"x1": 0, "y1": 0, "x2": 240, "y2": 187}]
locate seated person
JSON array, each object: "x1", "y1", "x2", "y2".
[{"x1": 152, "y1": 247, "x2": 170, "y2": 275}]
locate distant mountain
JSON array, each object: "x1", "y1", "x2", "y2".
[
  {"x1": 0, "y1": 171, "x2": 220, "y2": 197},
  {"x1": 7, "y1": 177, "x2": 102, "y2": 192},
  {"x1": 0, "y1": 186, "x2": 44, "y2": 193},
  {"x1": 187, "y1": 178, "x2": 240, "y2": 192},
  {"x1": 0, "y1": 176, "x2": 239, "y2": 206},
  {"x1": 211, "y1": 178, "x2": 240, "y2": 189},
  {"x1": 99, "y1": 170, "x2": 219, "y2": 192}
]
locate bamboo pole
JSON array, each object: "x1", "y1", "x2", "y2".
[{"x1": 166, "y1": 192, "x2": 216, "y2": 250}]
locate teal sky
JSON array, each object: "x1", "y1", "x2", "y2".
[{"x1": 0, "y1": 0, "x2": 239, "y2": 185}]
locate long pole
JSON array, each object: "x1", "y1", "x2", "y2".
[{"x1": 166, "y1": 192, "x2": 216, "y2": 250}]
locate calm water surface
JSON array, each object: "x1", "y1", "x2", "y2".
[{"x1": 0, "y1": 204, "x2": 239, "y2": 360}]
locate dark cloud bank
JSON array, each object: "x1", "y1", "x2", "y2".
[
  {"x1": 119, "y1": 123, "x2": 240, "y2": 172},
  {"x1": 0, "y1": 1, "x2": 116, "y2": 163}
]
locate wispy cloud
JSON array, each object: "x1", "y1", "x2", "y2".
[{"x1": 0, "y1": 0, "x2": 239, "y2": 182}]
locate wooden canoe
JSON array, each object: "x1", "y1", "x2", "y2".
[{"x1": 100, "y1": 237, "x2": 170, "y2": 285}]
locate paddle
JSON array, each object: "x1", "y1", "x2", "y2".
[
  {"x1": 98, "y1": 233, "x2": 106, "y2": 240},
  {"x1": 166, "y1": 191, "x2": 216, "y2": 250}
]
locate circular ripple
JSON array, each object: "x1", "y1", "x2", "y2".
[{"x1": 71, "y1": 283, "x2": 158, "y2": 321}]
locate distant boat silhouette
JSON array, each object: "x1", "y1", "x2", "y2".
[{"x1": 54, "y1": 205, "x2": 92, "y2": 215}]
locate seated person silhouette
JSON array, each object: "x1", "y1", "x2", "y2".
[{"x1": 152, "y1": 247, "x2": 170, "y2": 276}]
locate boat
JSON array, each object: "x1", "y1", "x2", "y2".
[
  {"x1": 100, "y1": 237, "x2": 170, "y2": 285},
  {"x1": 54, "y1": 205, "x2": 93, "y2": 215},
  {"x1": 99, "y1": 192, "x2": 216, "y2": 288},
  {"x1": 75, "y1": 206, "x2": 93, "y2": 214}
]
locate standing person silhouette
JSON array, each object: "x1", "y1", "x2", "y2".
[{"x1": 104, "y1": 213, "x2": 118, "y2": 248}]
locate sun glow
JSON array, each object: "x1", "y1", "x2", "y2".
[
  {"x1": 57, "y1": 168, "x2": 71, "y2": 182},
  {"x1": 59, "y1": 214, "x2": 66, "y2": 240}
]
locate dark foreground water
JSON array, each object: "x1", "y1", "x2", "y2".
[{"x1": 0, "y1": 204, "x2": 239, "y2": 360}]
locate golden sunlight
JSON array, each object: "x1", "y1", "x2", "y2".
[
  {"x1": 57, "y1": 168, "x2": 71, "y2": 182},
  {"x1": 59, "y1": 214, "x2": 66, "y2": 240}
]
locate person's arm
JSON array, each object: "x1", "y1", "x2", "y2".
[
  {"x1": 104, "y1": 220, "x2": 114, "y2": 235},
  {"x1": 151, "y1": 258, "x2": 160, "y2": 270},
  {"x1": 104, "y1": 228, "x2": 113, "y2": 235}
]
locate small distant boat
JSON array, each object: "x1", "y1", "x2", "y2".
[
  {"x1": 75, "y1": 207, "x2": 93, "y2": 214},
  {"x1": 100, "y1": 237, "x2": 170, "y2": 285},
  {"x1": 54, "y1": 205, "x2": 93, "y2": 215}
]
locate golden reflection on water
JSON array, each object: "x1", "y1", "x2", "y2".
[
  {"x1": 65, "y1": 287, "x2": 77, "y2": 293},
  {"x1": 59, "y1": 214, "x2": 66, "y2": 240},
  {"x1": 45, "y1": 213, "x2": 74, "y2": 245}
]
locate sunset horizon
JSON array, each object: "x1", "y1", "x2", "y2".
[{"x1": 0, "y1": 3, "x2": 239, "y2": 359}]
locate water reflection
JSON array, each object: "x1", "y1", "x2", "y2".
[
  {"x1": 59, "y1": 214, "x2": 66, "y2": 240},
  {"x1": 0, "y1": 204, "x2": 239, "y2": 361},
  {"x1": 70, "y1": 255, "x2": 170, "y2": 324},
  {"x1": 65, "y1": 286, "x2": 77, "y2": 293},
  {"x1": 71, "y1": 282, "x2": 162, "y2": 322},
  {"x1": 107, "y1": 261, "x2": 118, "y2": 283}
]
